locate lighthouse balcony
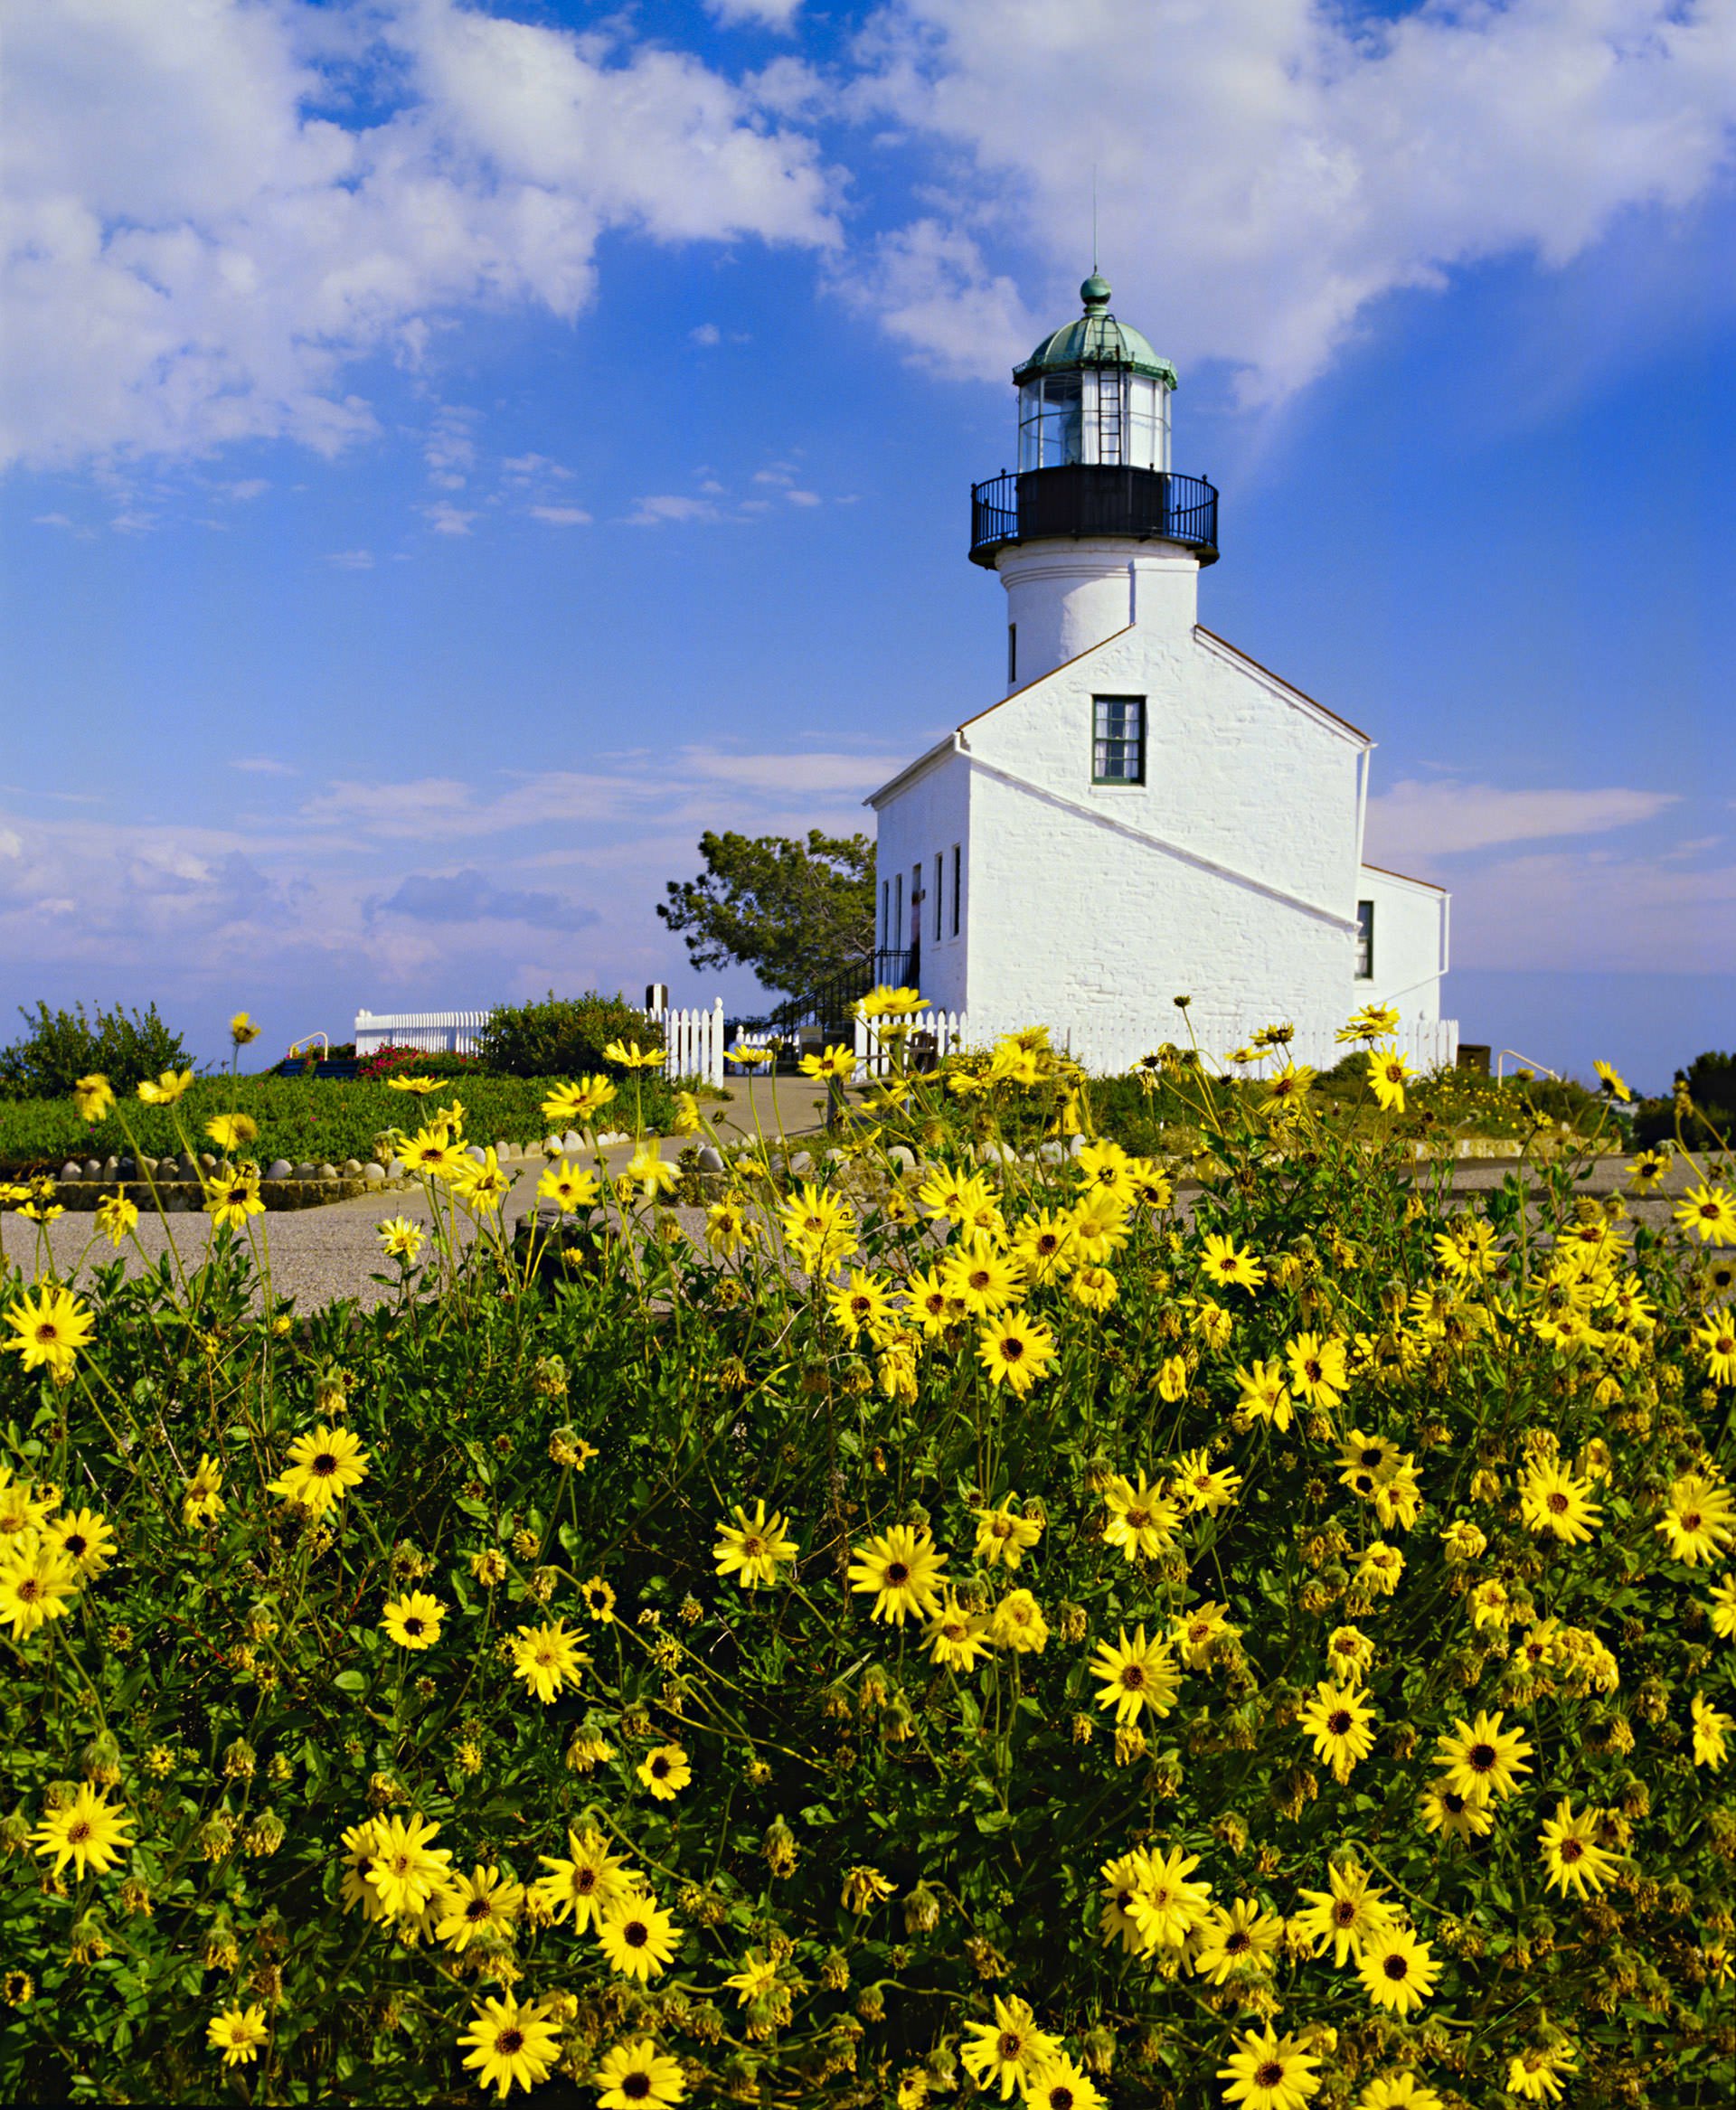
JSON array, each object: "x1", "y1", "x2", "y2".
[{"x1": 969, "y1": 465, "x2": 1218, "y2": 568}]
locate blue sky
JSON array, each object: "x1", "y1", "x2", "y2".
[{"x1": 3, "y1": 0, "x2": 1733, "y2": 1090}]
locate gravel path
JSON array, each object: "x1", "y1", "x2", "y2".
[
  {"x1": 1, "y1": 1078, "x2": 833, "y2": 1313},
  {"x1": 4, "y1": 1138, "x2": 1702, "y2": 1316}
]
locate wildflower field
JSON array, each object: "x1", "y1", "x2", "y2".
[{"x1": 3, "y1": 1004, "x2": 1735, "y2": 2108}]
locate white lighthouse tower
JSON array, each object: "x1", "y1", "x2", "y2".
[
  {"x1": 864, "y1": 272, "x2": 1454, "y2": 1072},
  {"x1": 993, "y1": 269, "x2": 1210, "y2": 689}
]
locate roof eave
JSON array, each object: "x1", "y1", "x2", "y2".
[{"x1": 863, "y1": 732, "x2": 961, "y2": 810}]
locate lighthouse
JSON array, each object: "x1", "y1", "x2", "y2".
[
  {"x1": 978, "y1": 272, "x2": 1214, "y2": 688},
  {"x1": 864, "y1": 273, "x2": 1454, "y2": 1072}
]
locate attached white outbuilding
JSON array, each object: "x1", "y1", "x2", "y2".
[{"x1": 867, "y1": 273, "x2": 1453, "y2": 1073}]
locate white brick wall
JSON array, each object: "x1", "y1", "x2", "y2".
[{"x1": 1357, "y1": 864, "x2": 1448, "y2": 1023}]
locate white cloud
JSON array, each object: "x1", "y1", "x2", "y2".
[
  {"x1": 0, "y1": 829, "x2": 22, "y2": 858},
  {"x1": 423, "y1": 501, "x2": 476, "y2": 535},
  {"x1": 709, "y1": 0, "x2": 805, "y2": 29},
  {"x1": 784, "y1": 487, "x2": 822, "y2": 505},
  {"x1": 527, "y1": 504, "x2": 592, "y2": 525},
  {"x1": 682, "y1": 746, "x2": 897, "y2": 794},
  {"x1": 501, "y1": 451, "x2": 571, "y2": 482},
  {"x1": 627, "y1": 494, "x2": 726, "y2": 525},
  {"x1": 690, "y1": 321, "x2": 722, "y2": 344},
  {"x1": 1363, "y1": 778, "x2": 1677, "y2": 858},
  {"x1": 848, "y1": 0, "x2": 1736, "y2": 398},
  {"x1": 1448, "y1": 848, "x2": 1736, "y2": 975},
  {"x1": 230, "y1": 756, "x2": 297, "y2": 776},
  {"x1": 832, "y1": 216, "x2": 1036, "y2": 381},
  {"x1": 325, "y1": 548, "x2": 374, "y2": 569},
  {"x1": 0, "y1": 0, "x2": 838, "y2": 470},
  {"x1": 224, "y1": 477, "x2": 269, "y2": 500},
  {"x1": 423, "y1": 406, "x2": 477, "y2": 490}
]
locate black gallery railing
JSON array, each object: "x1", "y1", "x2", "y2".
[{"x1": 970, "y1": 465, "x2": 1219, "y2": 564}]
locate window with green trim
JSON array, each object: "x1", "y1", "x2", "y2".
[{"x1": 1093, "y1": 695, "x2": 1145, "y2": 784}]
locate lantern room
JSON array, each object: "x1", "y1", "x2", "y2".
[{"x1": 1014, "y1": 273, "x2": 1177, "y2": 471}]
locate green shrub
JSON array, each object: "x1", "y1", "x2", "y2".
[
  {"x1": 475, "y1": 994, "x2": 664, "y2": 1080},
  {"x1": 2, "y1": 1026, "x2": 1731, "y2": 2105},
  {"x1": 0, "y1": 1002, "x2": 190, "y2": 1102},
  {"x1": 0, "y1": 1073, "x2": 675, "y2": 1173},
  {"x1": 1634, "y1": 1054, "x2": 1736, "y2": 1152}
]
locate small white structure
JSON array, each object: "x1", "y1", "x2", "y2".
[{"x1": 867, "y1": 272, "x2": 1453, "y2": 1074}]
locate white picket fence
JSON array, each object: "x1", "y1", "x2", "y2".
[
  {"x1": 354, "y1": 1009, "x2": 490, "y2": 1055},
  {"x1": 354, "y1": 1002, "x2": 1453, "y2": 1090},
  {"x1": 1048, "y1": 1013, "x2": 1459, "y2": 1079},
  {"x1": 662, "y1": 999, "x2": 726, "y2": 1088},
  {"x1": 854, "y1": 1008, "x2": 969, "y2": 1077},
  {"x1": 353, "y1": 1002, "x2": 726, "y2": 1088}
]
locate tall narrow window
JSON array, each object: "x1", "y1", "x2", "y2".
[
  {"x1": 1007, "y1": 625, "x2": 1017, "y2": 687},
  {"x1": 1092, "y1": 695, "x2": 1146, "y2": 784},
  {"x1": 951, "y1": 844, "x2": 961, "y2": 937},
  {"x1": 933, "y1": 853, "x2": 943, "y2": 941},
  {"x1": 1356, "y1": 900, "x2": 1374, "y2": 980},
  {"x1": 881, "y1": 879, "x2": 889, "y2": 949},
  {"x1": 894, "y1": 874, "x2": 902, "y2": 954},
  {"x1": 911, "y1": 865, "x2": 921, "y2": 950}
]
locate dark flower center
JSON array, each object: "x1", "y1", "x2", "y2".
[
  {"x1": 997, "y1": 2032, "x2": 1023, "y2": 2060},
  {"x1": 1226, "y1": 1930, "x2": 1250, "y2": 1955},
  {"x1": 1333, "y1": 1902, "x2": 1356, "y2": 1926},
  {"x1": 312, "y1": 1453, "x2": 338, "y2": 1478},
  {"x1": 466, "y1": 1898, "x2": 490, "y2": 1920},
  {"x1": 1561, "y1": 1839, "x2": 1584, "y2": 1863},
  {"x1": 64, "y1": 1534, "x2": 88, "y2": 1558},
  {"x1": 67, "y1": 1820, "x2": 91, "y2": 1844},
  {"x1": 1327, "y1": 1710, "x2": 1353, "y2": 1736},
  {"x1": 1121, "y1": 1666, "x2": 1145, "y2": 1690},
  {"x1": 1547, "y1": 1492, "x2": 1569, "y2": 1513},
  {"x1": 651, "y1": 1757, "x2": 669, "y2": 1778},
  {"x1": 1469, "y1": 1743, "x2": 1497, "y2": 1771},
  {"x1": 1383, "y1": 1955, "x2": 1409, "y2": 1981},
  {"x1": 623, "y1": 2079, "x2": 651, "y2": 2102},
  {"x1": 1001, "y1": 1337, "x2": 1024, "y2": 1361},
  {"x1": 575, "y1": 1869, "x2": 597, "y2": 1892},
  {"x1": 625, "y1": 1921, "x2": 648, "y2": 1947},
  {"x1": 1256, "y1": 2063, "x2": 1284, "y2": 2088},
  {"x1": 495, "y1": 2029, "x2": 524, "y2": 2056},
  {"x1": 404, "y1": 1617, "x2": 425, "y2": 1637},
  {"x1": 886, "y1": 1562, "x2": 910, "y2": 1586}
]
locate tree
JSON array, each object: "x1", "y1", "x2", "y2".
[{"x1": 656, "y1": 830, "x2": 876, "y2": 998}]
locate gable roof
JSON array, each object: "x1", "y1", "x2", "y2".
[
  {"x1": 1361, "y1": 860, "x2": 1448, "y2": 894},
  {"x1": 1194, "y1": 627, "x2": 1372, "y2": 744},
  {"x1": 868, "y1": 617, "x2": 1372, "y2": 808}
]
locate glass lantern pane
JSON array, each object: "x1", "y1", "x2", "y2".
[
  {"x1": 1017, "y1": 381, "x2": 1044, "y2": 472},
  {"x1": 1039, "y1": 372, "x2": 1082, "y2": 465},
  {"x1": 1127, "y1": 376, "x2": 1158, "y2": 470}
]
